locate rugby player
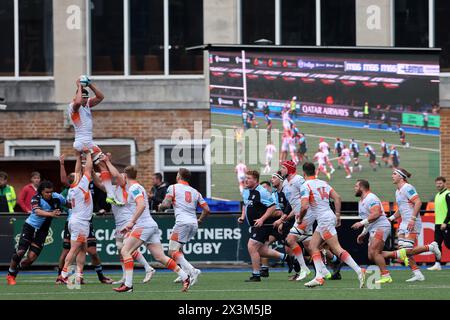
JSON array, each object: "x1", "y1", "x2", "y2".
[
  {"x1": 263, "y1": 142, "x2": 277, "y2": 174},
  {"x1": 314, "y1": 149, "x2": 331, "y2": 180},
  {"x1": 382, "y1": 168, "x2": 440, "y2": 282},
  {"x1": 380, "y1": 139, "x2": 390, "y2": 166},
  {"x1": 364, "y1": 143, "x2": 380, "y2": 171},
  {"x1": 7, "y1": 181, "x2": 64, "y2": 285},
  {"x1": 300, "y1": 162, "x2": 366, "y2": 288},
  {"x1": 340, "y1": 145, "x2": 353, "y2": 179},
  {"x1": 319, "y1": 138, "x2": 335, "y2": 174},
  {"x1": 350, "y1": 139, "x2": 362, "y2": 171},
  {"x1": 235, "y1": 161, "x2": 247, "y2": 195},
  {"x1": 159, "y1": 168, "x2": 211, "y2": 286},
  {"x1": 113, "y1": 166, "x2": 191, "y2": 292}
]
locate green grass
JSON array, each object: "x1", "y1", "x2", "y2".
[
  {"x1": 211, "y1": 113, "x2": 440, "y2": 202},
  {"x1": 2, "y1": 269, "x2": 450, "y2": 300}
]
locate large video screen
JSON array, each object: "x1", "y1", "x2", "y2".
[{"x1": 209, "y1": 49, "x2": 440, "y2": 202}]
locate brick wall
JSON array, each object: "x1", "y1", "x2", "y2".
[
  {"x1": 440, "y1": 108, "x2": 450, "y2": 179},
  {"x1": 0, "y1": 110, "x2": 210, "y2": 193}
]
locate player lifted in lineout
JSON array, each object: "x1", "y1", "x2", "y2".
[{"x1": 68, "y1": 76, "x2": 122, "y2": 206}]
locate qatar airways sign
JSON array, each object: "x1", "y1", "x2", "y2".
[{"x1": 301, "y1": 104, "x2": 351, "y2": 118}]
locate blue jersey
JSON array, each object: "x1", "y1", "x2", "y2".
[
  {"x1": 365, "y1": 145, "x2": 376, "y2": 156},
  {"x1": 390, "y1": 149, "x2": 399, "y2": 159},
  {"x1": 27, "y1": 192, "x2": 66, "y2": 229},
  {"x1": 350, "y1": 142, "x2": 360, "y2": 153},
  {"x1": 242, "y1": 185, "x2": 276, "y2": 226},
  {"x1": 335, "y1": 141, "x2": 344, "y2": 151}
]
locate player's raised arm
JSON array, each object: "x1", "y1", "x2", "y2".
[
  {"x1": 83, "y1": 149, "x2": 93, "y2": 178},
  {"x1": 87, "y1": 82, "x2": 104, "y2": 108},
  {"x1": 59, "y1": 154, "x2": 69, "y2": 187},
  {"x1": 104, "y1": 154, "x2": 126, "y2": 187},
  {"x1": 72, "y1": 79, "x2": 83, "y2": 112},
  {"x1": 91, "y1": 170, "x2": 106, "y2": 192}
]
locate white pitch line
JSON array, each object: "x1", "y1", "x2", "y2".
[{"x1": 212, "y1": 123, "x2": 439, "y2": 153}]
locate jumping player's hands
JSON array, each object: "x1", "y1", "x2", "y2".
[
  {"x1": 76, "y1": 78, "x2": 81, "y2": 87},
  {"x1": 357, "y1": 234, "x2": 365, "y2": 245},
  {"x1": 82, "y1": 146, "x2": 90, "y2": 154}
]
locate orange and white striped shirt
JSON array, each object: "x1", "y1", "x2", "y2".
[
  {"x1": 300, "y1": 178, "x2": 334, "y2": 220},
  {"x1": 68, "y1": 174, "x2": 93, "y2": 222},
  {"x1": 165, "y1": 181, "x2": 207, "y2": 225},
  {"x1": 68, "y1": 100, "x2": 94, "y2": 143}
]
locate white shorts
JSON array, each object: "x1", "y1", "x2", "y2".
[
  {"x1": 128, "y1": 225, "x2": 161, "y2": 244},
  {"x1": 115, "y1": 222, "x2": 128, "y2": 242},
  {"x1": 170, "y1": 223, "x2": 198, "y2": 244},
  {"x1": 318, "y1": 164, "x2": 326, "y2": 171},
  {"x1": 281, "y1": 140, "x2": 290, "y2": 152},
  {"x1": 289, "y1": 144, "x2": 296, "y2": 153},
  {"x1": 68, "y1": 219, "x2": 90, "y2": 243},
  {"x1": 398, "y1": 219, "x2": 422, "y2": 236},
  {"x1": 73, "y1": 140, "x2": 99, "y2": 152},
  {"x1": 289, "y1": 213, "x2": 315, "y2": 242},
  {"x1": 316, "y1": 214, "x2": 337, "y2": 240},
  {"x1": 368, "y1": 226, "x2": 391, "y2": 245},
  {"x1": 266, "y1": 155, "x2": 273, "y2": 163}
]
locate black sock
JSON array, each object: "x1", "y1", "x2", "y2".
[
  {"x1": 94, "y1": 264, "x2": 104, "y2": 279},
  {"x1": 8, "y1": 268, "x2": 18, "y2": 277},
  {"x1": 58, "y1": 267, "x2": 62, "y2": 275}
]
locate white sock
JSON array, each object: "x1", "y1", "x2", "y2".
[
  {"x1": 413, "y1": 269, "x2": 423, "y2": 276},
  {"x1": 133, "y1": 251, "x2": 153, "y2": 272},
  {"x1": 293, "y1": 245, "x2": 308, "y2": 270},
  {"x1": 124, "y1": 257, "x2": 134, "y2": 287},
  {"x1": 341, "y1": 251, "x2": 362, "y2": 274},
  {"x1": 174, "y1": 253, "x2": 195, "y2": 274},
  {"x1": 312, "y1": 253, "x2": 328, "y2": 279}
]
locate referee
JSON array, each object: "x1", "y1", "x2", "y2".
[{"x1": 428, "y1": 176, "x2": 450, "y2": 271}]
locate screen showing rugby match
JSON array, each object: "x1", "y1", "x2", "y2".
[{"x1": 209, "y1": 49, "x2": 440, "y2": 202}]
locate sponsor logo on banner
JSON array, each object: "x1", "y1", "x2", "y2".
[{"x1": 301, "y1": 104, "x2": 350, "y2": 117}]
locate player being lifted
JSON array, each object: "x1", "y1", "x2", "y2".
[
  {"x1": 68, "y1": 77, "x2": 122, "y2": 206},
  {"x1": 300, "y1": 162, "x2": 366, "y2": 288},
  {"x1": 352, "y1": 180, "x2": 393, "y2": 284},
  {"x1": 263, "y1": 142, "x2": 277, "y2": 174},
  {"x1": 113, "y1": 166, "x2": 191, "y2": 292},
  {"x1": 382, "y1": 168, "x2": 440, "y2": 282},
  {"x1": 159, "y1": 168, "x2": 211, "y2": 286}
]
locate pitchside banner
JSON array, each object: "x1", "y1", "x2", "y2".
[{"x1": 0, "y1": 215, "x2": 448, "y2": 264}]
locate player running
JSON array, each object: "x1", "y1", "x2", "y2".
[
  {"x1": 382, "y1": 168, "x2": 441, "y2": 282},
  {"x1": 390, "y1": 145, "x2": 400, "y2": 169},
  {"x1": 350, "y1": 139, "x2": 362, "y2": 171},
  {"x1": 314, "y1": 149, "x2": 331, "y2": 180},
  {"x1": 68, "y1": 77, "x2": 122, "y2": 206},
  {"x1": 300, "y1": 162, "x2": 366, "y2": 288},
  {"x1": 235, "y1": 161, "x2": 248, "y2": 195},
  {"x1": 6, "y1": 181, "x2": 64, "y2": 285},
  {"x1": 263, "y1": 142, "x2": 277, "y2": 173},
  {"x1": 398, "y1": 125, "x2": 409, "y2": 148},
  {"x1": 113, "y1": 166, "x2": 191, "y2": 292},
  {"x1": 273, "y1": 160, "x2": 312, "y2": 281},
  {"x1": 101, "y1": 156, "x2": 156, "y2": 285},
  {"x1": 265, "y1": 113, "x2": 272, "y2": 135},
  {"x1": 297, "y1": 133, "x2": 308, "y2": 163},
  {"x1": 352, "y1": 180, "x2": 393, "y2": 284},
  {"x1": 340, "y1": 145, "x2": 353, "y2": 179},
  {"x1": 364, "y1": 143, "x2": 380, "y2": 171},
  {"x1": 380, "y1": 139, "x2": 390, "y2": 166},
  {"x1": 334, "y1": 138, "x2": 344, "y2": 169},
  {"x1": 159, "y1": 168, "x2": 211, "y2": 286},
  {"x1": 319, "y1": 138, "x2": 335, "y2": 174}
]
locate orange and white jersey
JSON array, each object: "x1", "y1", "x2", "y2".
[
  {"x1": 126, "y1": 182, "x2": 158, "y2": 227},
  {"x1": 282, "y1": 111, "x2": 291, "y2": 130},
  {"x1": 235, "y1": 163, "x2": 247, "y2": 180},
  {"x1": 319, "y1": 141, "x2": 330, "y2": 156},
  {"x1": 111, "y1": 184, "x2": 133, "y2": 228},
  {"x1": 300, "y1": 178, "x2": 334, "y2": 220},
  {"x1": 341, "y1": 148, "x2": 351, "y2": 163},
  {"x1": 68, "y1": 100, "x2": 94, "y2": 143},
  {"x1": 358, "y1": 192, "x2": 391, "y2": 231},
  {"x1": 395, "y1": 183, "x2": 420, "y2": 222},
  {"x1": 165, "y1": 181, "x2": 207, "y2": 225},
  {"x1": 282, "y1": 174, "x2": 305, "y2": 213},
  {"x1": 68, "y1": 174, "x2": 93, "y2": 222},
  {"x1": 314, "y1": 151, "x2": 327, "y2": 166},
  {"x1": 265, "y1": 144, "x2": 276, "y2": 158}
]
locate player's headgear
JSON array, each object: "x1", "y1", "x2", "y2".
[
  {"x1": 81, "y1": 89, "x2": 89, "y2": 98},
  {"x1": 272, "y1": 172, "x2": 284, "y2": 181},
  {"x1": 281, "y1": 160, "x2": 296, "y2": 175},
  {"x1": 319, "y1": 137, "x2": 324, "y2": 142}
]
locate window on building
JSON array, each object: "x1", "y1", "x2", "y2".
[
  {"x1": 0, "y1": 0, "x2": 14, "y2": 76},
  {"x1": 241, "y1": 0, "x2": 275, "y2": 44},
  {"x1": 281, "y1": 0, "x2": 315, "y2": 45},
  {"x1": 130, "y1": 0, "x2": 164, "y2": 75},
  {"x1": 96, "y1": 139, "x2": 136, "y2": 166},
  {"x1": 5, "y1": 140, "x2": 60, "y2": 157},
  {"x1": 435, "y1": 0, "x2": 450, "y2": 70},
  {"x1": 395, "y1": 0, "x2": 428, "y2": 47},
  {"x1": 156, "y1": 140, "x2": 210, "y2": 197},
  {"x1": 321, "y1": 0, "x2": 355, "y2": 46},
  {"x1": 90, "y1": 0, "x2": 124, "y2": 75},
  {"x1": 169, "y1": 0, "x2": 203, "y2": 74},
  {"x1": 19, "y1": 0, "x2": 53, "y2": 76}
]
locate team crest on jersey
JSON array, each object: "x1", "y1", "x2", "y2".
[{"x1": 133, "y1": 189, "x2": 141, "y2": 196}]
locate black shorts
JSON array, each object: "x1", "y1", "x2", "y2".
[
  {"x1": 393, "y1": 159, "x2": 399, "y2": 167},
  {"x1": 250, "y1": 225, "x2": 287, "y2": 244},
  {"x1": 369, "y1": 154, "x2": 376, "y2": 162},
  {"x1": 382, "y1": 152, "x2": 389, "y2": 158},
  {"x1": 353, "y1": 152, "x2": 359, "y2": 158},
  {"x1": 63, "y1": 219, "x2": 97, "y2": 248},
  {"x1": 19, "y1": 221, "x2": 50, "y2": 251},
  {"x1": 299, "y1": 146, "x2": 307, "y2": 154}
]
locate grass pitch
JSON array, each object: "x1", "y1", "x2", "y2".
[
  {"x1": 1, "y1": 268, "x2": 449, "y2": 300},
  {"x1": 211, "y1": 112, "x2": 440, "y2": 202}
]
